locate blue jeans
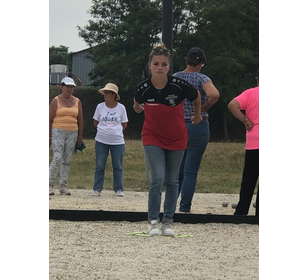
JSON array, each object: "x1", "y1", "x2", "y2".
[
  {"x1": 179, "y1": 120, "x2": 210, "y2": 212},
  {"x1": 144, "y1": 145, "x2": 185, "y2": 224},
  {"x1": 93, "y1": 141, "x2": 125, "y2": 193}
]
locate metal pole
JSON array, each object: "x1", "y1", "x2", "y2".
[{"x1": 162, "y1": 0, "x2": 173, "y2": 74}]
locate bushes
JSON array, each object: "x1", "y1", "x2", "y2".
[
  {"x1": 49, "y1": 86, "x2": 245, "y2": 141},
  {"x1": 49, "y1": 86, "x2": 143, "y2": 139}
]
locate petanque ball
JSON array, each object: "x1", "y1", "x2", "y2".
[
  {"x1": 222, "y1": 202, "x2": 228, "y2": 207},
  {"x1": 231, "y1": 203, "x2": 237, "y2": 209}
]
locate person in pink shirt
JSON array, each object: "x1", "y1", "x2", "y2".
[{"x1": 228, "y1": 75, "x2": 259, "y2": 215}]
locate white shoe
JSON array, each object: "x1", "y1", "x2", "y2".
[
  {"x1": 147, "y1": 220, "x2": 160, "y2": 236},
  {"x1": 115, "y1": 191, "x2": 124, "y2": 197},
  {"x1": 161, "y1": 223, "x2": 175, "y2": 236},
  {"x1": 49, "y1": 186, "x2": 55, "y2": 196},
  {"x1": 91, "y1": 191, "x2": 100, "y2": 196},
  {"x1": 59, "y1": 185, "x2": 71, "y2": 195}
]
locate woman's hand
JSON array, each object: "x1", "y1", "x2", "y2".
[
  {"x1": 190, "y1": 115, "x2": 203, "y2": 125},
  {"x1": 244, "y1": 118, "x2": 254, "y2": 131},
  {"x1": 133, "y1": 103, "x2": 144, "y2": 113},
  {"x1": 76, "y1": 135, "x2": 83, "y2": 147}
]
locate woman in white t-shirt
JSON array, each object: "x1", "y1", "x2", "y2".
[{"x1": 91, "y1": 83, "x2": 128, "y2": 197}]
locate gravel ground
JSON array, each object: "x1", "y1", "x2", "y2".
[{"x1": 49, "y1": 190, "x2": 259, "y2": 280}]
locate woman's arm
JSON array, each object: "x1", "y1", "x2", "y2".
[
  {"x1": 201, "y1": 81, "x2": 220, "y2": 112},
  {"x1": 49, "y1": 98, "x2": 57, "y2": 147},
  {"x1": 133, "y1": 98, "x2": 144, "y2": 113},
  {"x1": 228, "y1": 99, "x2": 253, "y2": 130},
  {"x1": 122, "y1": 122, "x2": 128, "y2": 132},
  {"x1": 77, "y1": 100, "x2": 84, "y2": 147},
  {"x1": 191, "y1": 90, "x2": 202, "y2": 124}
]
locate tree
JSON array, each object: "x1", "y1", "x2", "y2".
[
  {"x1": 172, "y1": 0, "x2": 259, "y2": 140},
  {"x1": 203, "y1": 0, "x2": 259, "y2": 140},
  {"x1": 77, "y1": 0, "x2": 162, "y2": 90},
  {"x1": 77, "y1": 0, "x2": 259, "y2": 141},
  {"x1": 77, "y1": 0, "x2": 165, "y2": 137},
  {"x1": 49, "y1": 45, "x2": 72, "y2": 70}
]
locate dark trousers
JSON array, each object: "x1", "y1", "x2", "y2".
[{"x1": 234, "y1": 149, "x2": 259, "y2": 216}]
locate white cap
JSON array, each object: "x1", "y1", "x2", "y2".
[{"x1": 61, "y1": 77, "x2": 76, "y2": 87}]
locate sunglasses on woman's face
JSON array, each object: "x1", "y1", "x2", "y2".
[{"x1": 153, "y1": 48, "x2": 170, "y2": 55}]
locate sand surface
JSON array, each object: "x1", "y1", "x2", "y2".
[{"x1": 49, "y1": 190, "x2": 258, "y2": 280}]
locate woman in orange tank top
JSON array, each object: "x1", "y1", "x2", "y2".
[{"x1": 49, "y1": 77, "x2": 84, "y2": 195}]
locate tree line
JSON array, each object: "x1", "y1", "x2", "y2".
[{"x1": 50, "y1": 0, "x2": 258, "y2": 141}]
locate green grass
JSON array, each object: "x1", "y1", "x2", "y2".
[{"x1": 49, "y1": 140, "x2": 247, "y2": 194}]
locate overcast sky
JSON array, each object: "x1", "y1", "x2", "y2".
[
  {"x1": 2, "y1": 2, "x2": 307, "y2": 277},
  {"x1": 49, "y1": 0, "x2": 93, "y2": 52}
]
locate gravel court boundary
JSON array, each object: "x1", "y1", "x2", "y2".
[
  {"x1": 49, "y1": 190, "x2": 257, "y2": 215},
  {"x1": 49, "y1": 190, "x2": 259, "y2": 280}
]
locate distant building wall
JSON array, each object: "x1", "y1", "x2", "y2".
[
  {"x1": 50, "y1": 64, "x2": 69, "y2": 73},
  {"x1": 49, "y1": 73, "x2": 67, "y2": 85},
  {"x1": 49, "y1": 64, "x2": 68, "y2": 85},
  {"x1": 71, "y1": 48, "x2": 96, "y2": 86}
]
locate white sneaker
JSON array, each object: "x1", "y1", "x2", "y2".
[
  {"x1": 161, "y1": 223, "x2": 175, "y2": 237},
  {"x1": 147, "y1": 220, "x2": 160, "y2": 236},
  {"x1": 91, "y1": 191, "x2": 100, "y2": 196},
  {"x1": 115, "y1": 191, "x2": 124, "y2": 197},
  {"x1": 49, "y1": 185, "x2": 55, "y2": 196},
  {"x1": 59, "y1": 185, "x2": 71, "y2": 195}
]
